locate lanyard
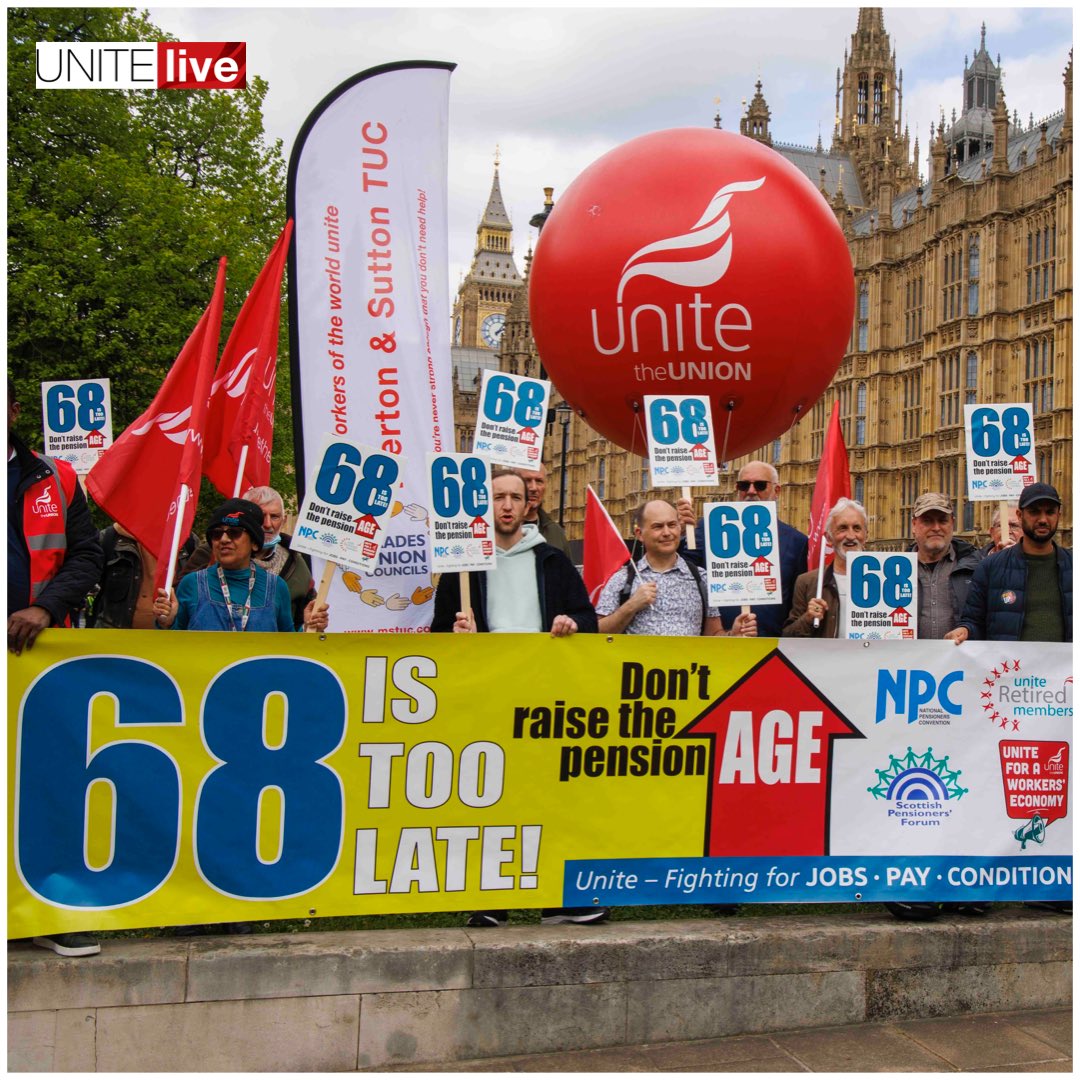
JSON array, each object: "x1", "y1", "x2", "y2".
[{"x1": 215, "y1": 564, "x2": 256, "y2": 632}]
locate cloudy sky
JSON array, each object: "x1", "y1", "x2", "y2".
[{"x1": 146, "y1": 4, "x2": 1073, "y2": 296}]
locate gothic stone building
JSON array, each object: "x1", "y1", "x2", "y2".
[{"x1": 453, "y1": 8, "x2": 1072, "y2": 551}]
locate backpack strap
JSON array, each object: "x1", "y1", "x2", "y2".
[
  {"x1": 680, "y1": 556, "x2": 710, "y2": 635},
  {"x1": 616, "y1": 558, "x2": 638, "y2": 608}
]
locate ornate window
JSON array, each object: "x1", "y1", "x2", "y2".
[
  {"x1": 597, "y1": 457, "x2": 606, "y2": 500},
  {"x1": 772, "y1": 438, "x2": 782, "y2": 465},
  {"x1": 1024, "y1": 336, "x2": 1054, "y2": 415},
  {"x1": 857, "y1": 280, "x2": 869, "y2": 351},
  {"x1": 938, "y1": 351, "x2": 961, "y2": 427},
  {"x1": 854, "y1": 476, "x2": 865, "y2": 504},
  {"x1": 857, "y1": 75, "x2": 868, "y2": 125},
  {"x1": 901, "y1": 470, "x2": 919, "y2": 523},
  {"x1": 967, "y1": 235, "x2": 980, "y2": 315},
  {"x1": 1026, "y1": 220, "x2": 1055, "y2": 304},
  {"x1": 965, "y1": 351, "x2": 978, "y2": 405},
  {"x1": 810, "y1": 397, "x2": 828, "y2": 460},
  {"x1": 902, "y1": 370, "x2": 922, "y2": 440},
  {"x1": 855, "y1": 382, "x2": 867, "y2": 446}
]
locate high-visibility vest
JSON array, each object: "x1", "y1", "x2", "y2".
[{"x1": 22, "y1": 453, "x2": 79, "y2": 622}]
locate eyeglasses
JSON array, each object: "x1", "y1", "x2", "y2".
[
  {"x1": 735, "y1": 479, "x2": 771, "y2": 493},
  {"x1": 208, "y1": 526, "x2": 248, "y2": 543}
]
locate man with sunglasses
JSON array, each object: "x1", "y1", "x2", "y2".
[
  {"x1": 679, "y1": 460, "x2": 809, "y2": 637},
  {"x1": 153, "y1": 499, "x2": 328, "y2": 633}
]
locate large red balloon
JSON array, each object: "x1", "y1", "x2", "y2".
[{"x1": 529, "y1": 128, "x2": 854, "y2": 460}]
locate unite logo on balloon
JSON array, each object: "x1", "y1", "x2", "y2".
[{"x1": 590, "y1": 177, "x2": 764, "y2": 371}]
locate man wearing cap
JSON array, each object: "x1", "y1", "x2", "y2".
[
  {"x1": 946, "y1": 483, "x2": 1071, "y2": 643},
  {"x1": 909, "y1": 492, "x2": 982, "y2": 640},
  {"x1": 153, "y1": 499, "x2": 328, "y2": 633}
]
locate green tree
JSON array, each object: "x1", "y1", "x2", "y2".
[{"x1": 8, "y1": 7, "x2": 297, "y2": 516}]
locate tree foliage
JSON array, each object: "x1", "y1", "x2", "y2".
[{"x1": 8, "y1": 7, "x2": 297, "y2": 513}]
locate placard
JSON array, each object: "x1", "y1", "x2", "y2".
[
  {"x1": 40, "y1": 378, "x2": 112, "y2": 474},
  {"x1": 964, "y1": 403, "x2": 1036, "y2": 500},
  {"x1": 290, "y1": 436, "x2": 401, "y2": 573},
  {"x1": 703, "y1": 500, "x2": 781, "y2": 606},
  {"x1": 426, "y1": 452, "x2": 495, "y2": 573},
  {"x1": 843, "y1": 552, "x2": 919, "y2": 640},
  {"x1": 644, "y1": 394, "x2": 718, "y2": 487},
  {"x1": 472, "y1": 370, "x2": 550, "y2": 467}
]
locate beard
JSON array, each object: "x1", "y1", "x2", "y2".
[{"x1": 1022, "y1": 519, "x2": 1057, "y2": 544}]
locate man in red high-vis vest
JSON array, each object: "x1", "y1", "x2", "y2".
[{"x1": 7, "y1": 385, "x2": 102, "y2": 655}]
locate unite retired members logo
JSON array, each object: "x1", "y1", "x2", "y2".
[{"x1": 36, "y1": 41, "x2": 246, "y2": 90}]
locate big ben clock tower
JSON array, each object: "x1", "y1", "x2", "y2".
[{"x1": 451, "y1": 154, "x2": 523, "y2": 352}]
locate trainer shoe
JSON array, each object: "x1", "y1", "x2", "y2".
[
  {"x1": 466, "y1": 910, "x2": 508, "y2": 927},
  {"x1": 32, "y1": 932, "x2": 100, "y2": 957},
  {"x1": 883, "y1": 901, "x2": 940, "y2": 921},
  {"x1": 540, "y1": 906, "x2": 610, "y2": 925}
]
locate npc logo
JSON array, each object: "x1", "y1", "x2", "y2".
[{"x1": 875, "y1": 668, "x2": 964, "y2": 726}]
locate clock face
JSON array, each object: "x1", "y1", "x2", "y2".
[{"x1": 481, "y1": 313, "x2": 506, "y2": 349}]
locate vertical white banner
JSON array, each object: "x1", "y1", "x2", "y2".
[{"x1": 288, "y1": 61, "x2": 455, "y2": 630}]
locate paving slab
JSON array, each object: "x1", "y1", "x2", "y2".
[
  {"x1": 772, "y1": 1023, "x2": 954, "y2": 1072},
  {"x1": 895, "y1": 1010, "x2": 1071, "y2": 1070},
  {"x1": 1005, "y1": 1006, "x2": 1073, "y2": 1056}
]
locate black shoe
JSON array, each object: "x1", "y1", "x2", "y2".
[
  {"x1": 884, "y1": 901, "x2": 940, "y2": 921},
  {"x1": 540, "y1": 906, "x2": 610, "y2": 925},
  {"x1": 1025, "y1": 901, "x2": 1072, "y2": 914},
  {"x1": 705, "y1": 904, "x2": 741, "y2": 916},
  {"x1": 944, "y1": 902, "x2": 990, "y2": 916},
  {"x1": 32, "y1": 932, "x2": 100, "y2": 957},
  {"x1": 466, "y1": 910, "x2": 508, "y2": 927}
]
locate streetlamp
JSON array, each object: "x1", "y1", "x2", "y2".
[{"x1": 555, "y1": 401, "x2": 572, "y2": 528}]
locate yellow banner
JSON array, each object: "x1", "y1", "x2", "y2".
[{"x1": 9, "y1": 632, "x2": 1071, "y2": 937}]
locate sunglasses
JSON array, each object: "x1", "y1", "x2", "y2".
[
  {"x1": 208, "y1": 526, "x2": 248, "y2": 543},
  {"x1": 735, "y1": 479, "x2": 771, "y2": 493}
]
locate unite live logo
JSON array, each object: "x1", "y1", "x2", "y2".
[{"x1": 36, "y1": 42, "x2": 246, "y2": 90}]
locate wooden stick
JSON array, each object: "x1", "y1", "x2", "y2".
[
  {"x1": 232, "y1": 445, "x2": 249, "y2": 498},
  {"x1": 682, "y1": 485, "x2": 696, "y2": 550},
  {"x1": 162, "y1": 484, "x2": 190, "y2": 595},
  {"x1": 999, "y1": 498, "x2": 1011, "y2": 547},
  {"x1": 460, "y1": 572, "x2": 473, "y2": 625},
  {"x1": 813, "y1": 536, "x2": 827, "y2": 629},
  {"x1": 305, "y1": 560, "x2": 336, "y2": 632}
]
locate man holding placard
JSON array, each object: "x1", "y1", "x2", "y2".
[
  {"x1": 597, "y1": 499, "x2": 754, "y2": 637},
  {"x1": 782, "y1": 498, "x2": 867, "y2": 638},
  {"x1": 981, "y1": 503, "x2": 1021, "y2": 556},
  {"x1": 680, "y1": 461, "x2": 807, "y2": 635},
  {"x1": 908, "y1": 492, "x2": 982, "y2": 640},
  {"x1": 946, "y1": 483, "x2": 1071, "y2": 644},
  {"x1": 430, "y1": 470, "x2": 595, "y2": 637}
]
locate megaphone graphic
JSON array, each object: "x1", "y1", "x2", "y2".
[{"x1": 1014, "y1": 813, "x2": 1047, "y2": 850}]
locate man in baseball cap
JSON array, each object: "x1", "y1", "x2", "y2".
[
  {"x1": 909, "y1": 492, "x2": 982, "y2": 641},
  {"x1": 947, "y1": 483, "x2": 1071, "y2": 644}
]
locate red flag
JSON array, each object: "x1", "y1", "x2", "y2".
[
  {"x1": 203, "y1": 221, "x2": 292, "y2": 497},
  {"x1": 583, "y1": 485, "x2": 630, "y2": 604},
  {"x1": 806, "y1": 400, "x2": 852, "y2": 571},
  {"x1": 87, "y1": 258, "x2": 227, "y2": 589}
]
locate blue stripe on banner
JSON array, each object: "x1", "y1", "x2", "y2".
[{"x1": 563, "y1": 856, "x2": 1072, "y2": 906}]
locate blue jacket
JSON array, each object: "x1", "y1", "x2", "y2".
[
  {"x1": 957, "y1": 542, "x2": 1072, "y2": 641},
  {"x1": 682, "y1": 517, "x2": 808, "y2": 636}
]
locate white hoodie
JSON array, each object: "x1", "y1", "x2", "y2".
[{"x1": 486, "y1": 524, "x2": 545, "y2": 632}]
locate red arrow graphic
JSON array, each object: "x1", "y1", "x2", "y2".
[{"x1": 678, "y1": 651, "x2": 864, "y2": 857}]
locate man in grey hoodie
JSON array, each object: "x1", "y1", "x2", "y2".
[{"x1": 431, "y1": 471, "x2": 595, "y2": 636}]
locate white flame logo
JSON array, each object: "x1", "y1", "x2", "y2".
[
  {"x1": 34, "y1": 485, "x2": 53, "y2": 506},
  {"x1": 131, "y1": 408, "x2": 192, "y2": 445},
  {"x1": 210, "y1": 347, "x2": 257, "y2": 399},
  {"x1": 616, "y1": 177, "x2": 766, "y2": 303},
  {"x1": 1047, "y1": 747, "x2": 1064, "y2": 767}
]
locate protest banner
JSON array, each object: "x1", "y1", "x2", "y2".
[
  {"x1": 472, "y1": 370, "x2": 550, "y2": 468},
  {"x1": 10, "y1": 633, "x2": 1069, "y2": 937},
  {"x1": 702, "y1": 500, "x2": 782, "y2": 607},
  {"x1": 964, "y1": 404, "x2": 1037, "y2": 501},
  {"x1": 40, "y1": 378, "x2": 112, "y2": 475},
  {"x1": 843, "y1": 552, "x2": 919, "y2": 640},
  {"x1": 426, "y1": 453, "x2": 494, "y2": 574},
  {"x1": 288, "y1": 61, "x2": 455, "y2": 631}
]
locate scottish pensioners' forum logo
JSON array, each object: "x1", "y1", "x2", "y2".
[
  {"x1": 867, "y1": 746, "x2": 967, "y2": 830},
  {"x1": 36, "y1": 41, "x2": 246, "y2": 90}
]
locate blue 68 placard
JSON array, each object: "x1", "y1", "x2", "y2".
[
  {"x1": 843, "y1": 553, "x2": 919, "y2": 640},
  {"x1": 964, "y1": 403, "x2": 1036, "y2": 500},
  {"x1": 703, "y1": 500, "x2": 781, "y2": 606},
  {"x1": 644, "y1": 394, "x2": 717, "y2": 487},
  {"x1": 426, "y1": 453, "x2": 495, "y2": 573},
  {"x1": 40, "y1": 378, "x2": 113, "y2": 474},
  {"x1": 290, "y1": 436, "x2": 401, "y2": 573},
  {"x1": 473, "y1": 369, "x2": 551, "y2": 468}
]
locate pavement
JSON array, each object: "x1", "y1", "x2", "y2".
[{"x1": 379, "y1": 1007, "x2": 1071, "y2": 1072}]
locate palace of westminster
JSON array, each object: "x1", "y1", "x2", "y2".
[{"x1": 450, "y1": 8, "x2": 1072, "y2": 549}]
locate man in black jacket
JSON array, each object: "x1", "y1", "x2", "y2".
[
  {"x1": 432, "y1": 471, "x2": 601, "y2": 928},
  {"x1": 431, "y1": 471, "x2": 595, "y2": 637}
]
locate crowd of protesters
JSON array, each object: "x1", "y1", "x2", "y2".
[{"x1": 8, "y1": 383, "x2": 1072, "y2": 951}]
